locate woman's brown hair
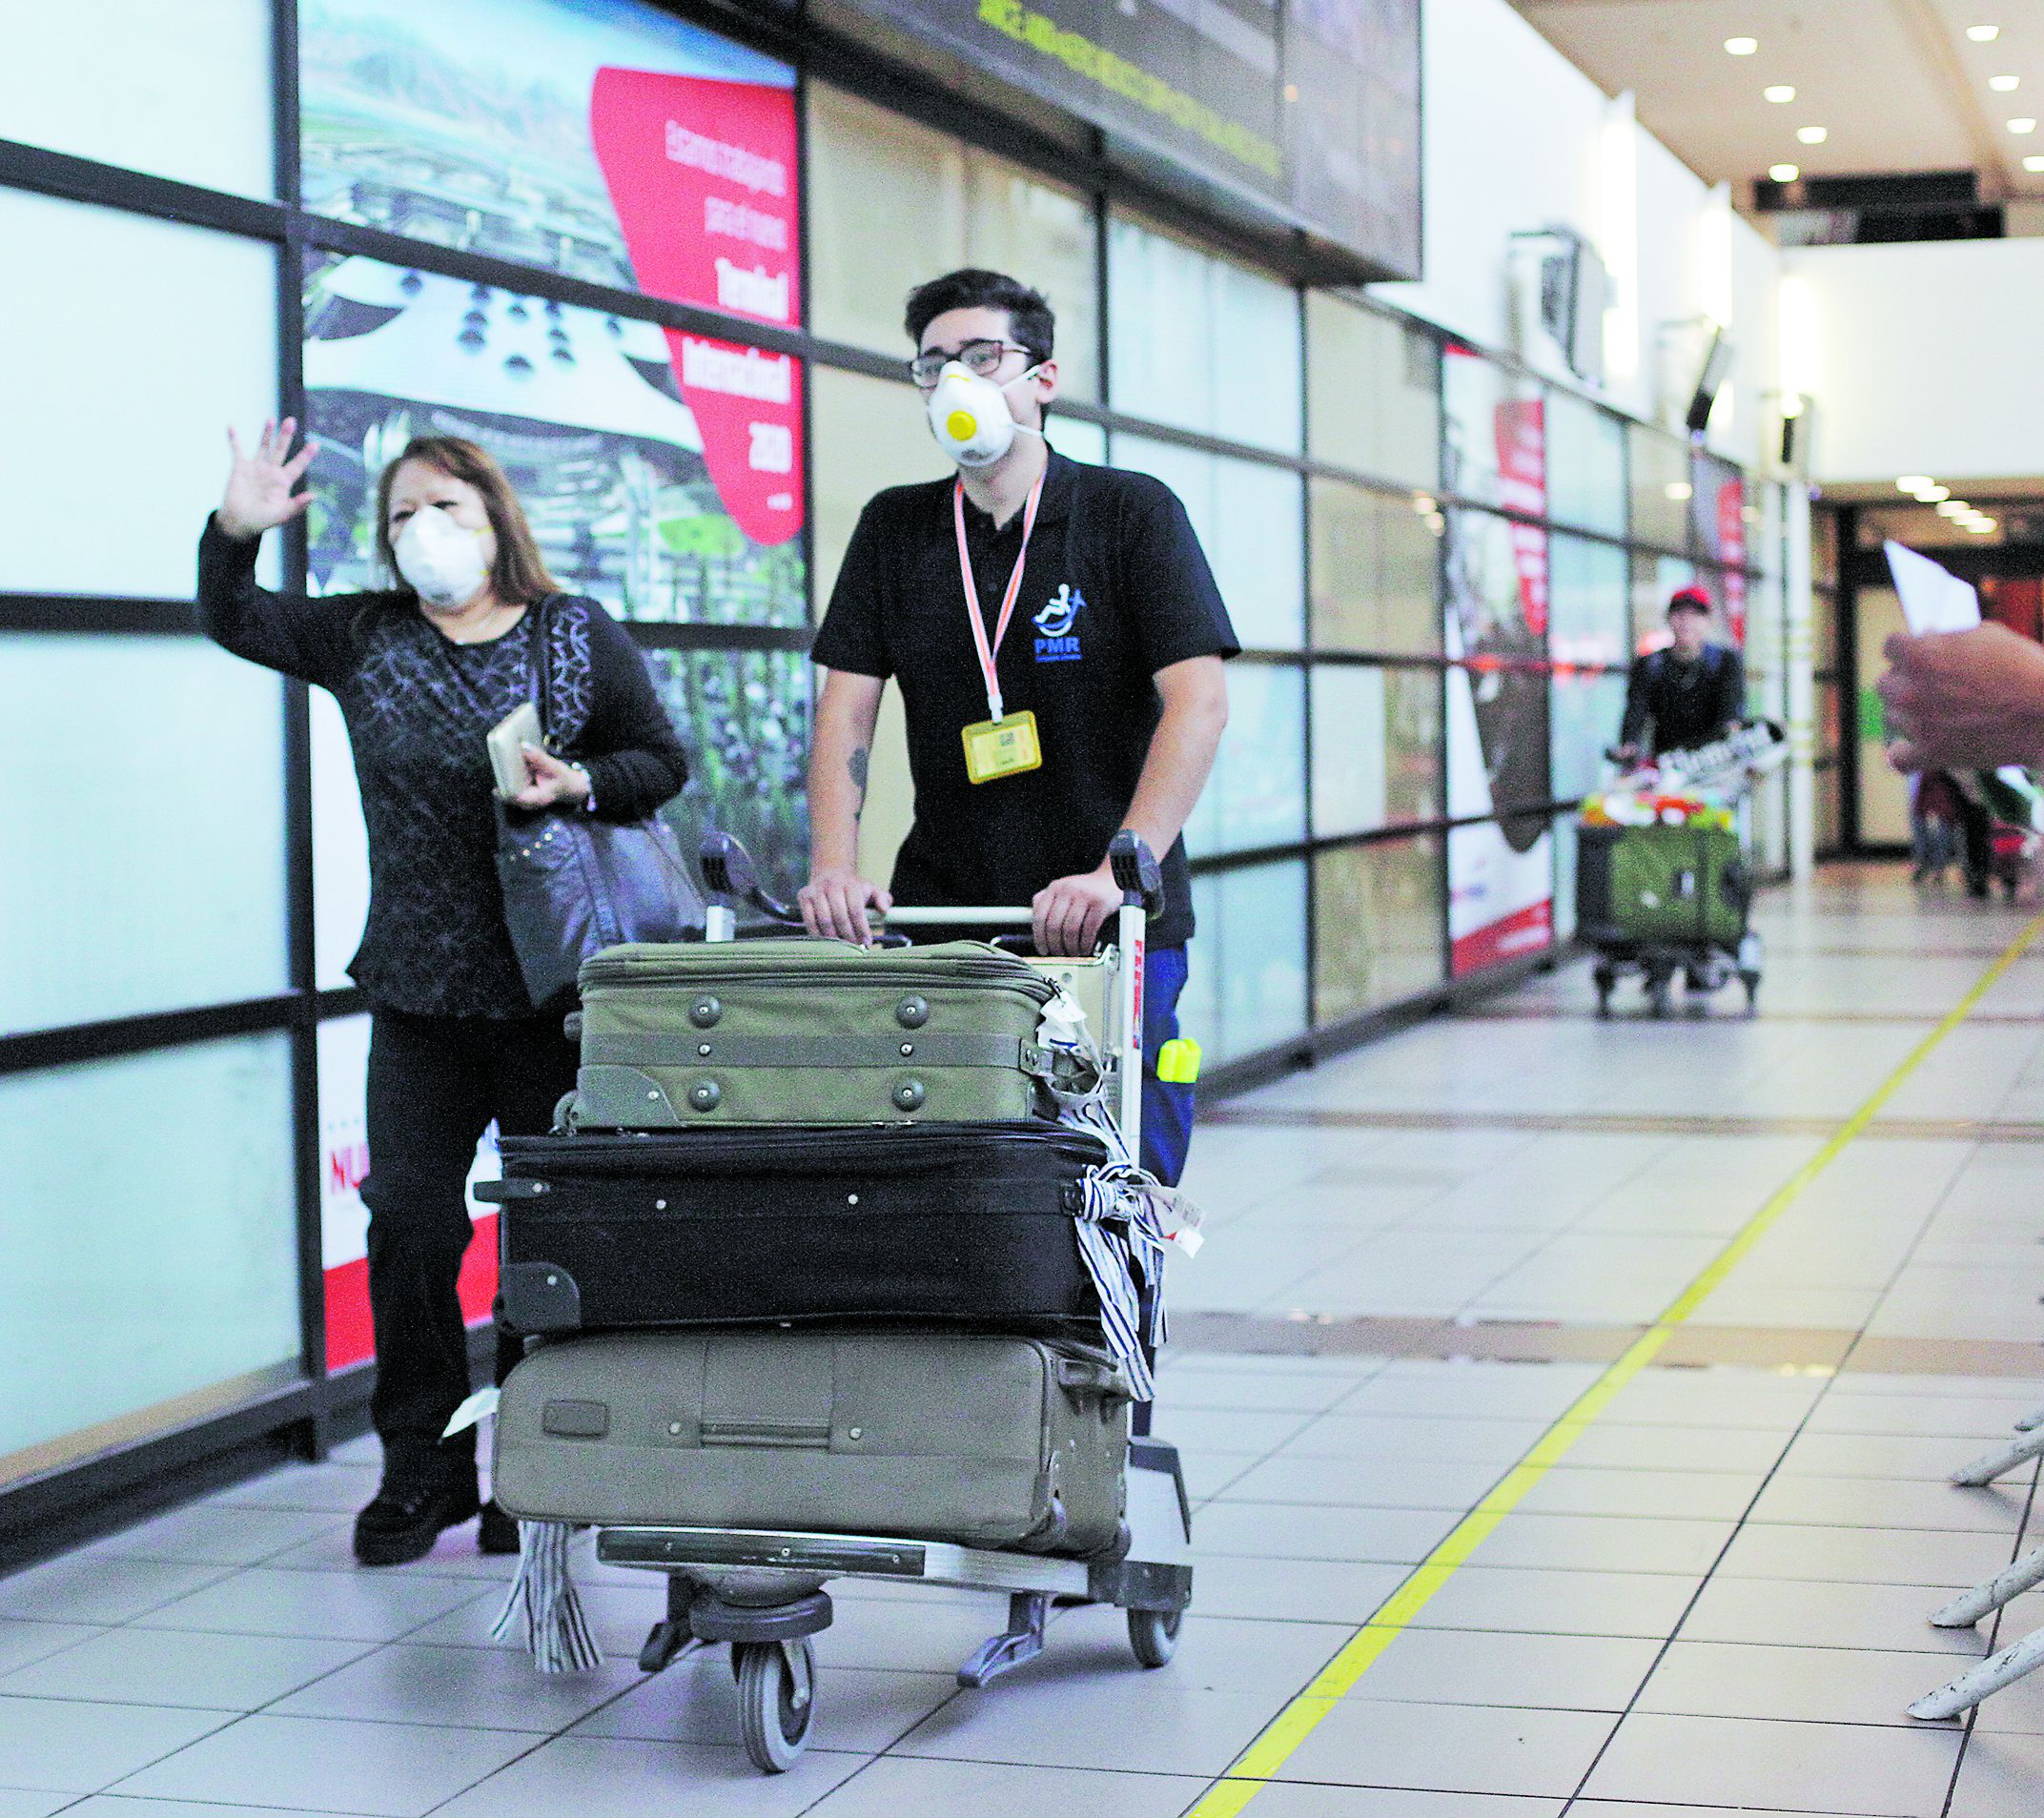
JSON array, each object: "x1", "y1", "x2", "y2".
[{"x1": 373, "y1": 436, "x2": 561, "y2": 605}]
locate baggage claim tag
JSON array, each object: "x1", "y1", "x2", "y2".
[
  {"x1": 954, "y1": 472, "x2": 1047, "y2": 786},
  {"x1": 962, "y1": 709, "x2": 1043, "y2": 784}
]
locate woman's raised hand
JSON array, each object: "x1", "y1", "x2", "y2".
[{"x1": 218, "y1": 418, "x2": 317, "y2": 541}]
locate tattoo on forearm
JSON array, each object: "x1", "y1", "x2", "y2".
[{"x1": 848, "y1": 746, "x2": 869, "y2": 819}]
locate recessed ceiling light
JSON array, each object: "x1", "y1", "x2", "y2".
[
  {"x1": 1969, "y1": 24, "x2": 2001, "y2": 42},
  {"x1": 1769, "y1": 162, "x2": 1801, "y2": 182},
  {"x1": 1765, "y1": 85, "x2": 1796, "y2": 103},
  {"x1": 1898, "y1": 476, "x2": 1935, "y2": 491},
  {"x1": 2011, "y1": 117, "x2": 2038, "y2": 133},
  {"x1": 1918, "y1": 484, "x2": 1952, "y2": 501},
  {"x1": 2026, "y1": 155, "x2": 2044, "y2": 172},
  {"x1": 1725, "y1": 35, "x2": 1759, "y2": 55},
  {"x1": 1666, "y1": 481, "x2": 1694, "y2": 501},
  {"x1": 1797, "y1": 126, "x2": 1829, "y2": 144},
  {"x1": 1992, "y1": 74, "x2": 2022, "y2": 92},
  {"x1": 1972, "y1": 518, "x2": 1999, "y2": 532},
  {"x1": 1936, "y1": 500, "x2": 1972, "y2": 516}
]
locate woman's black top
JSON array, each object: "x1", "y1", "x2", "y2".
[{"x1": 197, "y1": 517, "x2": 688, "y2": 1019}]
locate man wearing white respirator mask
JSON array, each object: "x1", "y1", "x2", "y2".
[
  {"x1": 199, "y1": 429, "x2": 686, "y2": 1566},
  {"x1": 804, "y1": 269, "x2": 1236, "y2": 1191}
]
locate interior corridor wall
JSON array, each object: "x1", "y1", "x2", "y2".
[{"x1": 1783, "y1": 238, "x2": 2044, "y2": 485}]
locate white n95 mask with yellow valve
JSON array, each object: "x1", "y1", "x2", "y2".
[{"x1": 925, "y1": 360, "x2": 1044, "y2": 468}]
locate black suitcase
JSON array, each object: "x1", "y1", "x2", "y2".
[{"x1": 480, "y1": 1123, "x2": 1111, "y2": 1337}]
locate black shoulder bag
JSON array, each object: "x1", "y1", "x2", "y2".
[{"x1": 495, "y1": 598, "x2": 704, "y2": 1008}]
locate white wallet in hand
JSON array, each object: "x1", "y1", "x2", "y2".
[{"x1": 486, "y1": 701, "x2": 544, "y2": 801}]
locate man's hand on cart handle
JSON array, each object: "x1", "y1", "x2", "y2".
[
  {"x1": 1033, "y1": 862, "x2": 1122, "y2": 958},
  {"x1": 799, "y1": 867, "x2": 891, "y2": 946}
]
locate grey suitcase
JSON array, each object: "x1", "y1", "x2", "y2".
[{"x1": 493, "y1": 1330, "x2": 1132, "y2": 1557}]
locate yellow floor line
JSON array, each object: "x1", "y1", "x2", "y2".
[{"x1": 1184, "y1": 912, "x2": 2044, "y2": 1818}]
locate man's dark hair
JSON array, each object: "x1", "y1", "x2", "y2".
[{"x1": 904, "y1": 269, "x2": 1055, "y2": 363}]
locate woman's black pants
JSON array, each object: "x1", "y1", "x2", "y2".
[{"x1": 360, "y1": 1006, "x2": 578, "y2": 1483}]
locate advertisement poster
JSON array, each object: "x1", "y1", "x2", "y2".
[
  {"x1": 317, "y1": 1016, "x2": 499, "y2": 1373},
  {"x1": 300, "y1": 0, "x2": 805, "y2": 622},
  {"x1": 1444, "y1": 507, "x2": 1554, "y2": 975}
]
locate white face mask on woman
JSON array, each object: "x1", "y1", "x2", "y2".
[
  {"x1": 394, "y1": 505, "x2": 489, "y2": 609},
  {"x1": 925, "y1": 360, "x2": 1045, "y2": 469}
]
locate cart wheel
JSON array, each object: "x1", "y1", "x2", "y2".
[
  {"x1": 1592, "y1": 963, "x2": 1616, "y2": 1019},
  {"x1": 1646, "y1": 975, "x2": 1672, "y2": 1018},
  {"x1": 1741, "y1": 971, "x2": 1760, "y2": 1016},
  {"x1": 736, "y1": 1639, "x2": 815, "y2": 1774},
  {"x1": 1128, "y1": 1607, "x2": 1182, "y2": 1669}
]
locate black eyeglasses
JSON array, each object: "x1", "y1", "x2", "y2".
[{"x1": 908, "y1": 339, "x2": 1039, "y2": 388}]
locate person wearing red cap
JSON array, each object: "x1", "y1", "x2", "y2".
[{"x1": 1617, "y1": 584, "x2": 1746, "y2": 762}]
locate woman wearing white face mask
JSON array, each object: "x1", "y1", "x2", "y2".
[{"x1": 199, "y1": 423, "x2": 687, "y2": 1567}]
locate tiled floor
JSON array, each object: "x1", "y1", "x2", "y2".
[{"x1": 6, "y1": 867, "x2": 2044, "y2": 1815}]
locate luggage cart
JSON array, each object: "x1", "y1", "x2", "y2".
[
  {"x1": 535, "y1": 829, "x2": 1195, "y2": 1773},
  {"x1": 1579, "y1": 725, "x2": 1783, "y2": 1018}
]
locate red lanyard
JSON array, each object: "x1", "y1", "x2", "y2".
[{"x1": 952, "y1": 469, "x2": 1045, "y2": 724}]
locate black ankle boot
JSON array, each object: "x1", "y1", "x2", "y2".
[
  {"x1": 477, "y1": 1499, "x2": 521, "y2": 1556},
  {"x1": 353, "y1": 1471, "x2": 481, "y2": 1567}
]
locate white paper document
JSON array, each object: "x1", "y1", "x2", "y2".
[{"x1": 1885, "y1": 540, "x2": 1982, "y2": 635}]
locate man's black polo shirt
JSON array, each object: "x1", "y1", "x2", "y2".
[{"x1": 810, "y1": 447, "x2": 1238, "y2": 949}]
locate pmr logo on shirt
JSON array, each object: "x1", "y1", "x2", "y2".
[{"x1": 1032, "y1": 583, "x2": 1087, "y2": 663}]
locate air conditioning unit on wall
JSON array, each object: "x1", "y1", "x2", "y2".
[{"x1": 1507, "y1": 224, "x2": 1608, "y2": 385}]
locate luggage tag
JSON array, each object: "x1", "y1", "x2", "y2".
[{"x1": 962, "y1": 709, "x2": 1043, "y2": 784}]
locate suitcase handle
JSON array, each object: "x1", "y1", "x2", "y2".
[
  {"x1": 1054, "y1": 1355, "x2": 1134, "y2": 1403},
  {"x1": 701, "y1": 1420, "x2": 832, "y2": 1450}
]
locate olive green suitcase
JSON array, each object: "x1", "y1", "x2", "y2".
[
  {"x1": 567, "y1": 940, "x2": 1066, "y2": 1128},
  {"x1": 1577, "y1": 823, "x2": 1749, "y2": 950},
  {"x1": 492, "y1": 1329, "x2": 1133, "y2": 1556}
]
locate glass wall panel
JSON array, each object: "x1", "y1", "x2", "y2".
[
  {"x1": 4, "y1": 0, "x2": 275, "y2": 196},
  {"x1": 1304, "y1": 293, "x2": 1440, "y2": 491},
  {"x1": 1108, "y1": 213, "x2": 1301, "y2": 454},
  {"x1": 1548, "y1": 534, "x2": 1630, "y2": 671},
  {"x1": 0, "y1": 193, "x2": 278, "y2": 599},
  {"x1": 312, "y1": 690, "x2": 370, "y2": 994},
  {"x1": 1112, "y1": 437, "x2": 1304, "y2": 648},
  {"x1": 1313, "y1": 835, "x2": 1444, "y2": 1022},
  {"x1": 812, "y1": 367, "x2": 953, "y2": 597},
  {"x1": 0, "y1": 1034, "x2": 299, "y2": 1485},
  {"x1": 301, "y1": 251, "x2": 806, "y2": 625},
  {"x1": 807, "y1": 85, "x2": 1100, "y2": 400},
  {"x1": 1543, "y1": 389, "x2": 1626, "y2": 538},
  {"x1": 1549, "y1": 670, "x2": 1627, "y2": 803},
  {"x1": 646, "y1": 648, "x2": 811, "y2": 900},
  {"x1": 1309, "y1": 479, "x2": 1442, "y2": 656},
  {"x1": 1441, "y1": 347, "x2": 1543, "y2": 513},
  {"x1": 1181, "y1": 863, "x2": 1309, "y2": 1062},
  {"x1": 300, "y1": 0, "x2": 798, "y2": 303},
  {"x1": 1552, "y1": 815, "x2": 1581, "y2": 942},
  {"x1": 1628, "y1": 424, "x2": 1690, "y2": 551},
  {"x1": 1184, "y1": 664, "x2": 1307, "y2": 857},
  {"x1": 1311, "y1": 664, "x2": 1442, "y2": 838},
  {"x1": 1, "y1": 637, "x2": 288, "y2": 1035},
  {"x1": 1690, "y1": 453, "x2": 1744, "y2": 563}
]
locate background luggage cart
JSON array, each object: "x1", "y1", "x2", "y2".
[
  {"x1": 485, "y1": 829, "x2": 1195, "y2": 1773},
  {"x1": 1578, "y1": 724, "x2": 1783, "y2": 1018}
]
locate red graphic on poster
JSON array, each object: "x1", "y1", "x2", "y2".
[
  {"x1": 591, "y1": 68, "x2": 804, "y2": 546},
  {"x1": 1718, "y1": 476, "x2": 1748, "y2": 645},
  {"x1": 1496, "y1": 398, "x2": 1549, "y2": 635},
  {"x1": 1452, "y1": 900, "x2": 1553, "y2": 974}
]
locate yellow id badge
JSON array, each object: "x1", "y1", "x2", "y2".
[{"x1": 961, "y1": 709, "x2": 1043, "y2": 785}]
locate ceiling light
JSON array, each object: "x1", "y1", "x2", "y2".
[
  {"x1": 2027, "y1": 155, "x2": 2044, "y2": 172},
  {"x1": 1936, "y1": 500, "x2": 1972, "y2": 516},
  {"x1": 1769, "y1": 162, "x2": 1801, "y2": 182},
  {"x1": 1897, "y1": 476, "x2": 1934, "y2": 491},
  {"x1": 1797, "y1": 126, "x2": 1829, "y2": 144},
  {"x1": 1725, "y1": 35, "x2": 1759, "y2": 55},
  {"x1": 1666, "y1": 481, "x2": 1693, "y2": 501},
  {"x1": 1969, "y1": 25, "x2": 2001, "y2": 43},
  {"x1": 1992, "y1": 74, "x2": 2022, "y2": 92},
  {"x1": 1765, "y1": 85, "x2": 1796, "y2": 103},
  {"x1": 1972, "y1": 518, "x2": 1999, "y2": 533},
  {"x1": 1918, "y1": 484, "x2": 1952, "y2": 501},
  {"x1": 2011, "y1": 118, "x2": 2038, "y2": 133}
]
